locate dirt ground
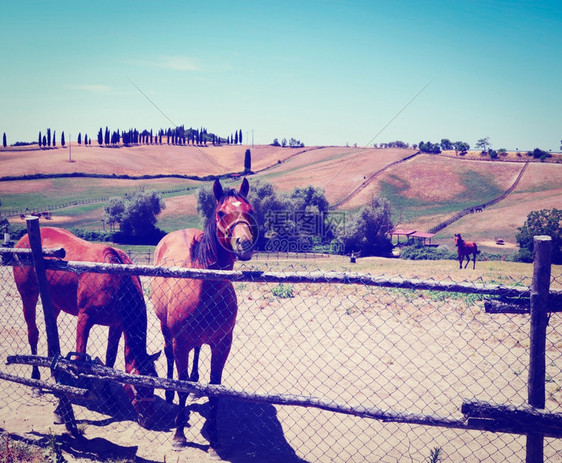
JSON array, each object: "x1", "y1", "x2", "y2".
[{"x1": 1, "y1": 257, "x2": 562, "y2": 462}]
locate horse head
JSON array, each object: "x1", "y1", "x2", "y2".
[
  {"x1": 126, "y1": 350, "x2": 161, "y2": 428},
  {"x1": 213, "y1": 178, "x2": 258, "y2": 261},
  {"x1": 454, "y1": 233, "x2": 462, "y2": 247}
]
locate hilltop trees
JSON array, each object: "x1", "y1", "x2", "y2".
[
  {"x1": 454, "y1": 141, "x2": 470, "y2": 154},
  {"x1": 476, "y1": 137, "x2": 491, "y2": 152},
  {"x1": 270, "y1": 137, "x2": 305, "y2": 147},
  {"x1": 526, "y1": 148, "x2": 552, "y2": 162},
  {"x1": 418, "y1": 141, "x2": 441, "y2": 154}
]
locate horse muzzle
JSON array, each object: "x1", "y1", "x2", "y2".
[{"x1": 234, "y1": 237, "x2": 254, "y2": 261}]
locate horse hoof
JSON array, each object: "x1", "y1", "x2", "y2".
[
  {"x1": 172, "y1": 438, "x2": 186, "y2": 451},
  {"x1": 208, "y1": 447, "x2": 222, "y2": 461},
  {"x1": 187, "y1": 391, "x2": 202, "y2": 402},
  {"x1": 53, "y1": 412, "x2": 64, "y2": 425},
  {"x1": 31, "y1": 387, "x2": 42, "y2": 398}
]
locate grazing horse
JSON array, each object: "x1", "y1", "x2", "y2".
[
  {"x1": 454, "y1": 233, "x2": 480, "y2": 269},
  {"x1": 152, "y1": 178, "x2": 257, "y2": 452},
  {"x1": 13, "y1": 227, "x2": 160, "y2": 426}
]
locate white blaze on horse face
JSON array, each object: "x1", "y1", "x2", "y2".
[
  {"x1": 232, "y1": 201, "x2": 241, "y2": 207},
  {"x1": 230, "y1": 222, "x2": 255, "y2": 260}
]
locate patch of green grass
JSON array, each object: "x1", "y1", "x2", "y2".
[
  {"x1": 158, "y1": 213, "x2": 201, "y2": 233},
  {"x1": 378, "y1": 169, "x2": 506, "y2": 223},
  {"x1": 271, "y1": 283, "x2": 294, "y2": 298}
]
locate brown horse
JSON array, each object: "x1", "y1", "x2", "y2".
[
  {"x1": 13, "y1": 227, "x2": 160, "y2": 426},
  {"x1": 151, "y1": 178, "x2": 257, "y2": 452},
  {"x1": 454, "y1": 233, "x2": 480, "y2": 269}
]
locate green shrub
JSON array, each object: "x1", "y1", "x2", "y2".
[
  {"x1": 513, "y1": 248, "x2": 533, "y2": 263},
  {"x1": 400, "y1": 244, "x2": 455, "y2": 261}
]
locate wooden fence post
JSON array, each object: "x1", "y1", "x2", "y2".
[
  {"x1": 527, "y1": 235, "x2": 552, "y2": 463},
  {"x1": 26, "y1": 216, "x2": 61, "y2": 357},
  {"x1": 25, "y1": 216, "x2": 77, "y2": 435}
]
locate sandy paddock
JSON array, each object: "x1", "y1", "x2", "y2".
[{"x1": 0, "y1": 261, "x2": 562, "y2": 462}]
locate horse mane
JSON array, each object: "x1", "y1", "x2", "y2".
[{"x1": 191, "y1": 187, "x2": 245, "y2": 269}]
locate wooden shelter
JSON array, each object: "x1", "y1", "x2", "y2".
[
  {"x1": 390, "y1": 229, "x2": 436, "y2": 246},
  {"x1": 390, "y1": 229, "x2": 416, "y2": 244}
]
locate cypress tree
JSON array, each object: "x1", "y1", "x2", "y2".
[
  {"x1": 244, "y1": 149, "x2": 251, "y2": 173},
  {"x1": 53, "y1": 130, "x2": 56, "y2": 147},
  {"x1": 77, "y1": 133, "x2": 81, "y2": 145},
  {"x1": 2, "y1": 132, "x2": 6, "y2": 148},
  {"x1": 239, "y1": 129, "x2": 243, "y2": 144},
  {"x1": 38, "y1": 131, "x2": 42, "y2": 148},
  {"x1": 61, "y1": 132, "x2": 66, "y2": 147}
]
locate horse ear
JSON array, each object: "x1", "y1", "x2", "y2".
[
  {"x1": 239, "y1": 177, "x2": 249, "y2": 197},
  {"x1": 213, "y1": 179, "x2": 224, "y2": 201}
]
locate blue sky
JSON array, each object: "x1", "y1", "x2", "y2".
[{"x1": 1, "y1": 0, "x2": 561, "y2": 151}]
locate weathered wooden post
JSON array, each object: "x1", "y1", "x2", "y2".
[
  {"x1": 527, "y1": 235, "x2": 552, "y2": 463},
  {"x1": 25, "y1": 216, "x2": 77, "y2": 435},
  {"x1": 26, "y1": 216, "x2": 61, "y2": 357}
]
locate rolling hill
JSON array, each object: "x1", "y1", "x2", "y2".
[{"x1": 1, "y1": 144, "x2": 561, "y2": 254}]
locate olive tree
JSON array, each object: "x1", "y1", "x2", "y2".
[
  {"x1": 334, "y1": 196, "x2": 394, "y2": 256},
  {"x1": 104, "y1": 189, "x2": 165, "y2": 242},
  {"x1": 515, "y1": 208, "x2": 562, "y2": 264}
]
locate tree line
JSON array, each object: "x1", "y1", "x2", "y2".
[
  {"x1": 94, "y1": 126, "x2": 243, "y2": 147},
  {"x1": 271, "y1": 137, "x2": 305, "y2": 148},
  {"x1": 1, "y1": 126, "x2": 245, "y2": 149}
]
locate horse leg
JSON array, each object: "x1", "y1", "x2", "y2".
[
  {"x1": 172, "y1": 337, "x2": 191, "y2": 449},
  {"x1": 184, "y1": 346, "x2": 202, "y2": 402},
  {"x1": 458, "y1": 256, "x2": 462, "y2": 269},
  {"x1": 75, "y1": 313, "x2": 93, "y2": 355},
  {"x1": 105, "y1": 325, "x2": 121, "y2": 368},
  {"x1": 22, "y1": 294, "x2": 41, "y2": 380},
  {"x1": 190, "y1": 346, "x2": 201, "y2": 382},
  {"x1": 207, "y1": 334, "x2": 233, "y2": 457},
  {"x1": 160, "y1": 322, "x2": 175, "y2": 403},
  {"x1": 463, "y1": 254, "x2": 469, "y2": 269},
  {"x1": 472, "y1": 252, "x2": 476, "y2": 269}
]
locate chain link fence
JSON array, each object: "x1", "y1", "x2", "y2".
[{"x1": 0, "y1": 250, "x2": 561, "y2": 462}]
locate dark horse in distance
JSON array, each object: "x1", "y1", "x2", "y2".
[
  {"x1": 454, "y1": 233, "x2": 481, "y2": 269},
  {"x1": 13, "y1": 227, "x2": 160, "y2": 426},
  {"x1": 151, "y1": 178, "x2": 257, "y2": 454}
]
